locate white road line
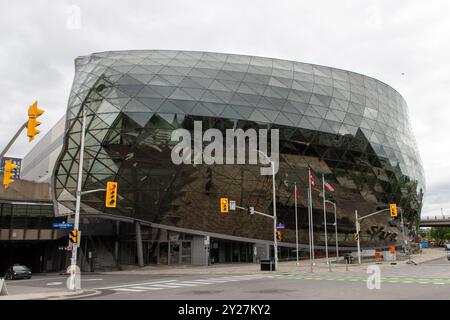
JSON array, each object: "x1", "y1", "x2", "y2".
[
  {"x1": 98, "y1": 280, "x2": 176, "y2": 290},
  {"x1": 180, "y1": 280, "x2": 215, "y2": 285},
  {"x1": 82, "y1": 278, "x2": 103, "y2": 282},
  {"x1": 46, "y1": 282, "x2": 63, "y2": 286},
  {"x1": 114, "y1": 288, "x2": 145, "y2": 292},
  {"x1": 149, "y1": 283, "x2": 188, "y2": 288},
  {"x1": 166, "y1": 282, "x2": 199, "y2": 287},
  {"x1": 130, "y1": 286, "x2": 164, "y2": 290}
]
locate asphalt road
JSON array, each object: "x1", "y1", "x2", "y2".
[{"x1": 4, "y1": 258, "x2": 450, "y2": 300}]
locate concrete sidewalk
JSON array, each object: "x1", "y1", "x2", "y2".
[
  {"x1": 0, "y1": 289, "x2": 97, "y2": 300},
  {"x1": 104, "y1": 248, "x2": 447, "y2": 276}
]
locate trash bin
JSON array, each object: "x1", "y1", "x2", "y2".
[{"x1": 260, "y1": 259, "x2": 275, "y2": 271}]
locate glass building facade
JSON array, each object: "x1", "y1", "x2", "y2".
[{"x1": 53, "y1": 50, "x2": 425, "y2": 249}]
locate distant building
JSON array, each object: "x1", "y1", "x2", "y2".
[{"x1": 1, "y1": 50, "x2": 425, "y2": 271}]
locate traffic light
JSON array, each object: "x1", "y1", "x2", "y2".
[
  {"x1": 220, "y1": 197, "x2": 229, "y2": 213},
  {"x1": 69, "y1": 229, "x2": 79, "y2": 245},
  {"x1": 276, "y1": 231, "x2": 283, "y2": 241},
  {"x1": 390, "y1": 203, "x2": 398, "y2": 217},
  {"x1": 248, "y1": 206, "x2": 255, "y2": 215},
  {"x1": 2, "y1": 160, "x2": 17, "y2": 189},
  {"x1": 27, "y1": 101, "x2": 45, "y2": 142},
  {"x1": 105, "y1": 181, "x2": 118, "y2": 208}
]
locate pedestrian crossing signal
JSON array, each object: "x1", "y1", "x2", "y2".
[
  {"x1": 220, "y1": 197, "x2": 229, "y2": 213},
  {"x1": 105, "y1": 181, "x2": 118, "y2": 208},
  {"x1": 390, "y1": 203, "x2": 398, "y2": 217},
  {"x1": 69, "y1": 229, "x2": 79, "y2": 245},
  {"x1": 352, "y1": 233, "x2": 359, "y2": 241}
]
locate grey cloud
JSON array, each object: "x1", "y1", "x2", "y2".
[{"x1": 0, "y1": 0, "x2": 449, "y2": 215}]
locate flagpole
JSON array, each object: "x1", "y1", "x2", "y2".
[
  {"x1": 294, "y1": 182, "x2": 299, "y2": 266},
  {"x1": 308, "y1": 167, "x2": 315, "y2": 266},
  {"x1": 322, "y1": 174, "x2": 331, "y2": 271},
  {"x1": 307, "y1": 185, "x2": 312, "y2": 272}
]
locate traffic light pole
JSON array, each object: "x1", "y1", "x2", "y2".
[
  {"x1": 69, "y1": 108, "x2": 87, "y2": 290},
  {"x1": 355, "y1": 208, "x2": 390, "y2": 264},
  {"x1": 0, "y1": 121, "x2": 27, "y2": 162}
]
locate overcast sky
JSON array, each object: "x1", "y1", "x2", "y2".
[{"x1": 0, "y1": 0, "x2": 449, "y2": 217}]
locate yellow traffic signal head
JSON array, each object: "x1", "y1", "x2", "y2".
[
  {"x1": 27, "y1": 101, "x2": 44, "y2": 142},
  {"x1": 105, "y1": 181, "x2": 118, "y2": 208},
  {"x1": 28, "y1": 101, "x2": 44, "y2": 118},
  {"x1": 69, "y1": 229, "x2": 80, "y2": 244},
  {"x1": 390, "y1": 203, "x2": 398, "y2": 217},
  {"x1": 220, "y1": 197, "x2": 229, "y2": 214},
  {"x1": 3, "y1": 160, "x2": 17, "y2": 189}
]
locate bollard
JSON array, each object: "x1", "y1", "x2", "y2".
[{"x1": 345, "y1": 258, "x2": 349, "y2": 271}]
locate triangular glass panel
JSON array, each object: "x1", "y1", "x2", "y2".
[
  {"x1": 231, "y1": 105, "x2": 254, "y2": 119},
  {"x1": 259, "y1": 109, "x2": 280, "y2": 122},
  {"x1": 157, "y1": 100, "x2": 185, "y2": 114},
  {"x1": 123, "y1": 99, "x2": 151, "y2": 112},
  {"x1": 168, "y1": 99, "x2": 197, "y2": 114},
  {"x1": 135, "y1": 97, "x2": 165, "y2": 111},
  {"x1": 190, "y1": 103, "x2": 215, "y2": 117},
  {"x1": 116, "y1": 85, "x2": 144, "y2": 97},
  {"x1": 220, "y1": 106, "x2": 244, "y2": 120},
  {"x1": 124, "y1": 112, "x2": 153, "y2": 128},
  {"x1": 248, "y1": 109, "x2": 270, "y2": 123},
  {"x1": 275, "y1": 112, "x2": 296, "y2": 127}
]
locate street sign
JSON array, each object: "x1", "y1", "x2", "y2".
[
  {"x1": 276, "y1": 223, "x2": 285, "y2": 229},
  {"x1": 53, "y1": 222, "x2": 74, "y2": 229},
  {"x1": 352, "y1": 233, "x2": 359, "y2": 241},
  {"x1": 229, "y1": 200, "x2": 236, "y2": 211}
]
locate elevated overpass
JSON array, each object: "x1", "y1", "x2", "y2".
[{"x1": 420, "y1": 215, "x2": 450, "y2": 227}]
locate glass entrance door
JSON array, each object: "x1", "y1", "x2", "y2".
[
  {"x1": 159, "y1": 242, "x2": 168, "y2": 265},
  {"x1": 169, "y1": 241, "x2": 180, "y2": 265}
]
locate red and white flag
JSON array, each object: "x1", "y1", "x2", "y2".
[
  {"x1": 324, "y1": 180, "x2": 335, "y2": 192},
  {"x1": 309, "y1": 171, "x2": 315, "y2": 187}
]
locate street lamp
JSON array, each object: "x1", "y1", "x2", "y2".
[
  {"x1": 325, "y1": 199, "x2": 339, "y2": 263},
  {"x1": 258, "y1": 150, "x2": 278, "y2": 270}
]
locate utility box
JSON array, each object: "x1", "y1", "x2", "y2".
[{"x1": 260, "y1": 259, "x2": 275, "y2": 271}]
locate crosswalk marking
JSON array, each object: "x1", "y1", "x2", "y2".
[
  {"x1": 149, "y1": 283, "x2": 187, "y2": 288},
  {"x1": 108, "y1": 274, "x2": 271, "y2": 293},
  {"x1": 114, "y1": 288, "x2": 145, "y2": 292}
]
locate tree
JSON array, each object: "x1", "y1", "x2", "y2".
[{"x1": 430, "y1": 227, "x2": 450, "y2": 243}]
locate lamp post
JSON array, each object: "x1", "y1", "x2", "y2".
[
  {"x1": 258, "y1": 150, "x2": 278, "y2": 270},
  {"x1": 326, "y1": 199, "x2": 339, "y2": 262}
]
